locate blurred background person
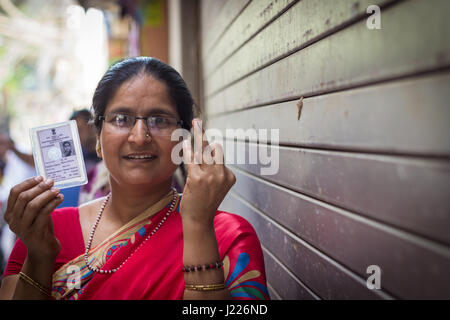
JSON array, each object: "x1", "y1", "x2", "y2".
[
  {"x1": 70, "y1": 109, "x2": 99, "y2": 174},
  {"x1": 57, "y1": 109, "x2": 103, "y2": 208},
  {"x1": 0, "y1": 133, "x2": 36, "y2": 274},
  {"x1": 70, "y1": 109, "x2": 110, "y2": 205}
]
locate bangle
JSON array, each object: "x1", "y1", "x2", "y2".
[
  {"x1": 182, "y1": 261, "x2": 224, "y2": 272},
  {"x1": 19, "y1": 271, "x2": 52, "y2": 298},
  {"x1": 185, "y1": 283, "x2": 226, "y2": 291}
]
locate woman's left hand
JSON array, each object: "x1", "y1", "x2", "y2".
[{"x1": 180, "y1": 118, "x2": 236, "y2": 227}]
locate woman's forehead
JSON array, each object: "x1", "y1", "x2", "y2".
[{"x1": 106, "y1": 75, "x2": 178, "y2": 116}]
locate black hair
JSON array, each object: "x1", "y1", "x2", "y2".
[
  {"x1": 91, "y1": 57, "x2": 194, "y2": 134},
  {"x1": 70, "y1": 109, "x2": 92, "y2": 122}
]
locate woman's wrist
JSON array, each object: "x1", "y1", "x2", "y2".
[
  {"x1": 182, "y1": 213, "x2": 220, "y2": 263},
  {"x1": 181, "y1": 210, "x2": 215, "y2": 231},
  {"x1": 26, "y1": 251, "x2": 56, "y2": 271},
  {"x1": 13, "y1": 254, "x2": 55, "y2": 299}
]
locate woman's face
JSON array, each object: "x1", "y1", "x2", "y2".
[{"x1": 98, "y1": 75, "x2": 180, "y2": 190}]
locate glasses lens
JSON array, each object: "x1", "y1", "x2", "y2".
[
  {"x1": 105, "y1": 113, "x2": 134, "y2": 130},
  {"x1": 148, "y1": 117, "x2": 179, "y2": 136},
  {"x1": 103, "y1": 113, "x2": 181, "y2": 136}
]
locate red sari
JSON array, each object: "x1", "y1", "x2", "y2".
[{"x1": 4, "y1": 192, "x2": 269, "y2": 300}]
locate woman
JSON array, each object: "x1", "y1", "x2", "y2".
[{"x1": 0, "y1": 57, "x2": 269, "y2": 300}]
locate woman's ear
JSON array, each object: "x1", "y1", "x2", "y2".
[{"x1": 96, "y1": 139, "x2": 102, "y2": 158}]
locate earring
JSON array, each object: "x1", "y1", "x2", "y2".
[{"x1": 96, "y1": 141, "x2": 102, "y2": 158}]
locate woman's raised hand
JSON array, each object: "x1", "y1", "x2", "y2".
[
  {"x1": 180, "y1": 119, "x2": 236, "y2": 227},
  {"x1": 4, "y1": 176, "x2": 64, "y2": 262}
]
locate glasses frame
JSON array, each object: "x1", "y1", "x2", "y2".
[{"x1": 98, "y1": 113, "x2": 184, "y2": 136}]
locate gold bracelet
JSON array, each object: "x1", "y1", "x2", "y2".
[
  {"x1": 19, "y1": 271, "x2": 52, "y2": 298},
  {"x1": 185, "y1": 283, "x2": 226, "y2": 291}
]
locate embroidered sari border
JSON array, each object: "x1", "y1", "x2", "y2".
[{"x1": 51, "y1": 190, "x2": 179, "y2": 300}]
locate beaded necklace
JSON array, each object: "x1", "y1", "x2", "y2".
[{"x1": 84, "y1": 188, "x2": 178, "y2": 274}]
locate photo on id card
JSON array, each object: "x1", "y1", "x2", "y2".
[{"x1": 30, "y1": 120, "x2": 87, "y2": 189}]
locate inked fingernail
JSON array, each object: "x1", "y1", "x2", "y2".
[
  {"x1": 44, "y1": 178, "x2": 53, "y2": 186},
  {"x1": 193, "y1": 119, "x2": 201, "y2": 129},
  {"x1": 52, "y1": 188, "x2": 60, "y2": 195},
  {"x1": 35, "y1": 176, "x2": 43, "y2": 182}
]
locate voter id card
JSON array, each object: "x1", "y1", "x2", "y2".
[{"x1": 30, "y1": 120, "x2": 88, "y2": 189}]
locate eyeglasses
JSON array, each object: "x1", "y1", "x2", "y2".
[{"x1": 99, "y1": 112, "x2": 183, "y2": 136}]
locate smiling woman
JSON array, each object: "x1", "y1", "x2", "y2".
[
  {"x1": 96, "y1": 73, "x2": 181, "y2": 190},
  {"x1": 0, "y1": 57, "x2": 269, "y2": 300}
]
